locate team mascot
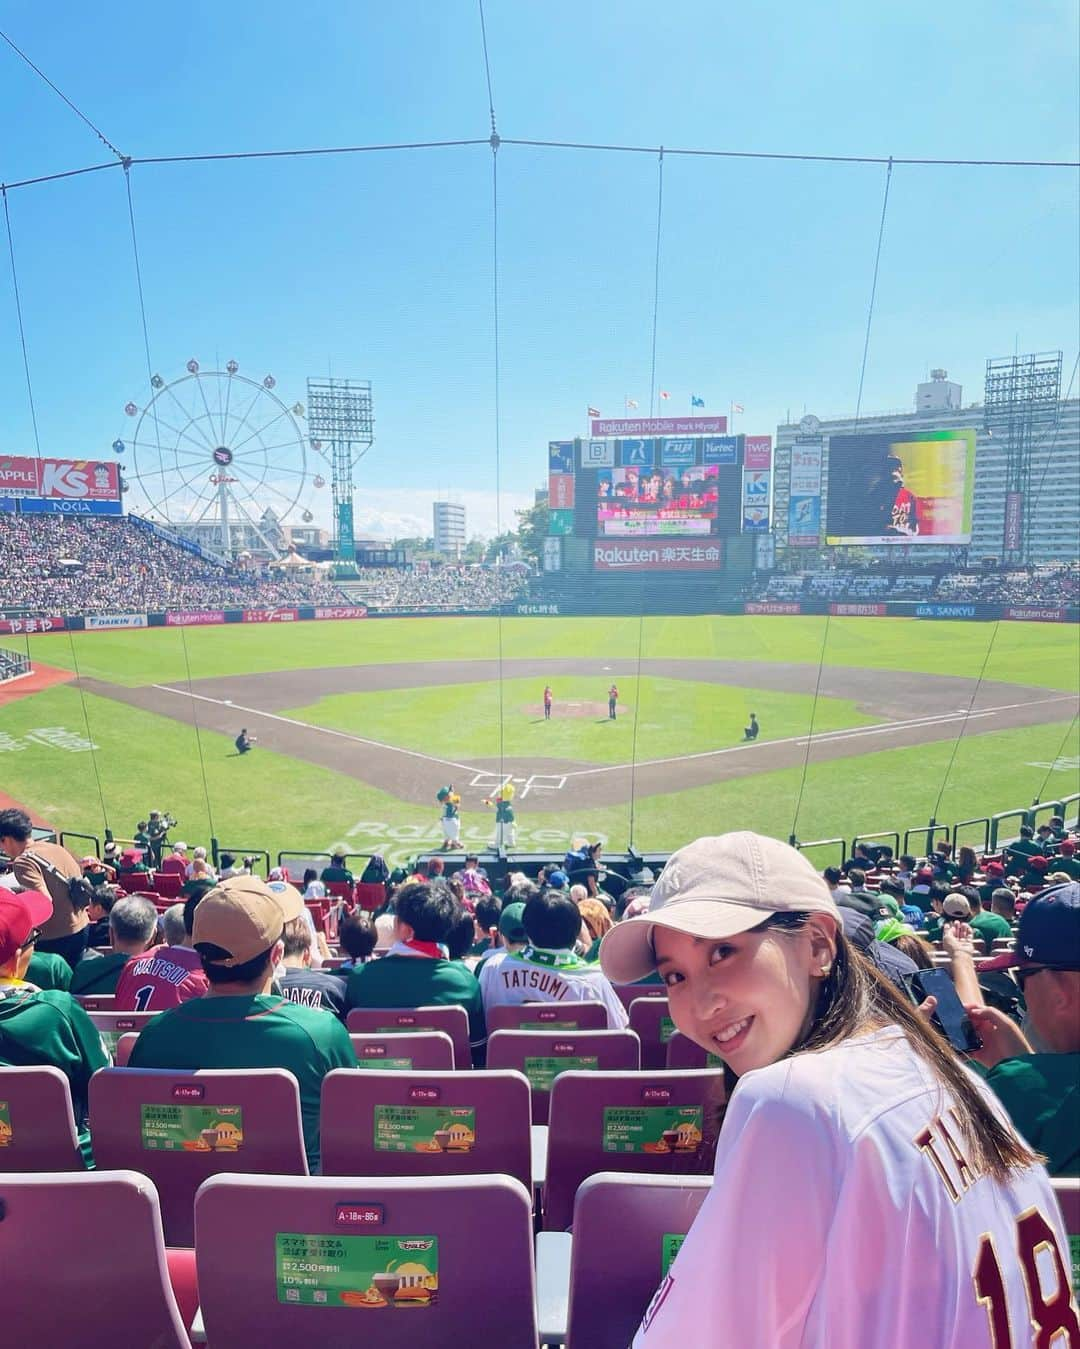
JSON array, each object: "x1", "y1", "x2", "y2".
[
  {"x1": 436, "y1": 785, "x2": 463, "y2": 850},
  {"x1": 483, "y1": 782, "x2": 517, "y2": 853}
]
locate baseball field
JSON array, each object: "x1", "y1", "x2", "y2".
[{"x1": 2, "y1": 614, "x2": 1076, "y2": 867}]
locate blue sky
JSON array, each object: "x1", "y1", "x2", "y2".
[{"x1": 1, "y1": 1, "x2": 1077, "y2": 538}]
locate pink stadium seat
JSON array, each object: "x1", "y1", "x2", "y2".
[
  {"x1": 117, "y1": 870, "x2": 149, "y2": 893},
  {"x1": 0, "y1": 1169, "x2": 194, "y2": 1348},
  {"x1": 320, "y1": 1067, "x2": 533, "y2": 1192},
  {"x1": 194, "y1": 1172, "x2": 539, "y2": 1347},
  {"x1": 115, "y1": 1031, "x2": 140, "y2": 1067},
  {"x1": 75, "y1": 994, "x2": 117, "y2": 1011},
  {"x1": 153, "y1": 872, "x2": 183, "y2": 899},
  {"x1": 324, "y1": 880, "x2": 352, "y2": 901},
  {"x1": 486, "y1": 1002, "x2": 609, "y2": 1034},
  {"x1": 89, "y1": 1067, "x2": 308, "y2": 1246},
  {"x1": 354, "y1": 880, "x2": 386, "y2": 911},
  {"x1": 613, "y1": 981, "x2": 667, "y2": 1012},
  {"x1": 486, "y1": 1029, "x2": 640, "y2": 1125},
  {"x1": 0, "y1": 1066, "x2": 85, "y2": 1171},
  {"x1": 665, "y1": 1030, "x2": 722, "y2": 1071},
  {"x1": 628, "y1": 996, "x2": 675, "y2": 1070},
  {"x1": 87, "y1": 1010, "x2": 157, "y2": 1060},
  {"x1": 562, "y1": 1172, "x2": 712, "y2": 1348},
  {"x1": 350, "y1": 1031, "x2": 456, "y2": 1072},
  {"x1": 346, "y1": 1006, "x2": 471, "y2": 1071},
  {"x1": 542, "y1": 1068, "x2": 723, "y2": 1231}
]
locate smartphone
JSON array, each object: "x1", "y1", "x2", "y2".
[{"x1": 910, "y1": 968, "x2": 983, "y2": 1054}]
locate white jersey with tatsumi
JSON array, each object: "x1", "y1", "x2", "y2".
[
  {"x1": 635, "y1": 1026, "x2": 1077, "y2": 1348},
  {"x1": 481, "y1": 946, "x2": 629, "y2": 1029}
]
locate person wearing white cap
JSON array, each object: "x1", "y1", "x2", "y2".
[{"x1": 601, "y1": 832, "x2": 1076, "y2": 1348}]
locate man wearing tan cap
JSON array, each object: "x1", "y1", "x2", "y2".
[{"x1": 130, "y1": 875, "x2": 356, "y2": 1171}]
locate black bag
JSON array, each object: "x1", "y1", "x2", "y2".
[{"x1": 24, "y1": 850, "x2": 96, "y2": 912}]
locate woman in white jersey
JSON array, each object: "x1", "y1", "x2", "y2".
[{"x1": 601, "y1": 831, "x2": 1078, "y2": 1349}]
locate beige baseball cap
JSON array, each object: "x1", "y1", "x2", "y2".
[
  {"x1": 192, "y1": 874, "x2": 305, "y2": 967},
  {"x1": 600, "y1": 832, "x2": 841, "y2": 985}
]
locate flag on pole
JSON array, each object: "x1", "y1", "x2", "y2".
[
  {"x1": 625, "y1": 397, "x2": 639, "y2": 410},
  {"x1": 691, "y1": 394, "x2": 705, "y2": 408},
  {"x1": 587, "y1": 406, "x2": 600, "y2": 417},
  {"x1": 731, "y1": 401, "x2": 744, "y2": 414},
  {"x1": 659, "y1": 390, "x2": 671, "y2": 401}
]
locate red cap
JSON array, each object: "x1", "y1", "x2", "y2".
[
  {"x1": 0, "y1": 890, "x2": 54, "y2": 967},
  {"x1": 916, "y1": 867, "x2": 934, "y2": 881},
  {"x1": 1061, "y1": 839, "x2": 1076, "y2": 855},
  {"x1": 985, "y1": 861, "x2": 1004, "y2": 877},
  {"x1": 1029, "y1": 855, "x2": 1050, "y2": 872}
]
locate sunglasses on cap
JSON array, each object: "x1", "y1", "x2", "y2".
[{"x1": 18, "y1": 927, "x2": 42, "y2": 952}]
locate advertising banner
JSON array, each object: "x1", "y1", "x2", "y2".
[
  {"x1": 743, "y1": 435, "x2": 773, "y2": 469},
  {"x1": 742, "y1": 506, "x2": 770, "y2": 532},
  {"x1": 825, "y1": 429, "x2": 975, "y2": 545},
  {"x1": 788, "y1": 442, "x2": 823, "y2": 495},
  {"x1": 548, "y1": 509, "x2": 575, "y2": 535},
  {"x1": 313, "y1": 606, "x2": 368, "y2": 620},
  {"x1": 754, "y1": 533, "x2": 775, "y2": 571},
  {"x1": 598, "y1": 464, "x2": 718, "y2": 536},
  {"x1": 548, "y1": 474, "x2": 575, "y2": 510},
  {"x1": 542, "y1": 537, "x2": 562, "y2": 572},
  {"x1": 745, "y1": 601, "x2": 801, "y2": 615},
  {"x1": 829, "y1": 603, "x2": 887, "y2": 617},
  {"x1": 0, "y1": 615, "x2": 65, "y2": 633},
  {"x1": 591, "y1": 416, "x2": 727, "y2": 436},
  {"x1": 580, "y1": 439, "x2": 615, "y2": 467},
  {"x1": 37, "y1": 459, "x2": 120, "y2": 500},
  {"x1": 1003, "y1": 606, "x2": 1065, "y2": 622},
  {"x1": 1004, "y1": 492, "x2": 1023, "y2": 551},
  {"x1": 19, "y1": 497, "x2": 123, "y2": 516},
  {"x1": 616, "y1": 437, "x2": 656, "y2": 467},
  {"x1": 0, "y1": 497, "x2": 16, "y2": 513},
  {"x1": 243, "y1": 608, "x2": 298, "y2": 624},
  {"x1": 742, "y1": 471, "x2": 770, "y2": 505},
  {"x1": 702, "y1": 436, "x2": 738, "y2": 465},
  {"x1": 0, "y1": 456, "x2": 39, "y2": 494},
  {"x1": 165, "y1": 610, "x2": 226, "y2": 626},
  {"x1": 593, "y1": 540, "x2": 723, "y2": 571},
  {"x1": 86, "y1": 613, "x2": 149, "y2": 630},
  {"x1": 914, "y1": 604, "x2": 977, "y2": 619},
  {"x1": 788, "y1": 494, "x2": 821, "y2": 546},
  {"x1": 548, "y1": 441, "x2": 574, "y2": 474},
  {"x1": 660, "y1": 438, "x2": 697, "y2": 466}
]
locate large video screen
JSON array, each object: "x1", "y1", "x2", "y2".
[
  {"x1": 824, "y1": 429, "x2": 975, "y2": 545},
  {"x1": 596, "y1": 464, "x2": 719, "y2": 536}
]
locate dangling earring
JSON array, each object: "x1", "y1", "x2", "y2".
[{"x1": 819, "y1": 963, "x2": 832, "y2": 977}]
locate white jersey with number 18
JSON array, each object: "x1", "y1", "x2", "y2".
[{"x1": 635, "y1": 1027, "x2": 1078, "y2": 1349}]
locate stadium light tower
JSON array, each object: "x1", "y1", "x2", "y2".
[
  {"x1": 983, "y1": 352, "x2": 1061, "y2": 565},
  {"x1": 305, "y1": 378, "x2": 375, "y2": 575}
]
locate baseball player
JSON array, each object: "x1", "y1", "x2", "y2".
[
  {"x1": 601, "y1": 832, "x2": 1078, "y2": 1348},
  {"x1": 608, "y1": 684, "x2": 618, "y2": 720},
  {"x1": 543, "y1": 685, "x2": 553, "y2": 720}
]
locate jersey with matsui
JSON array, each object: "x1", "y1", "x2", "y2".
[
  {"x1": 634, "y1": 1027, "x2": 1078, "y2": 1349},
  {"x1": 113, "y1": 944, "x2": 208, "y2": 1011}
]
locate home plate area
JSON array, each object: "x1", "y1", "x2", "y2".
[{"x1": 467, "y1": 771, "x2": 568, "y2": 800}]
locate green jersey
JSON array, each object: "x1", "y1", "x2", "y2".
[
  {"x1": 970, "y1": 911, "x2": 1012, "y2": 948},
  {"x1": 128, "y1": 993, "x2": 357, "y2": 1172},
  {"x1": 320, "y1": 864, "x2": 354, "y2": 886},
  {"x1": 980, "y1": 1053, "x2": 1080, "y2": 1176},
  {"x1": 345, "y1": 953, "x2": 486, "y2": 1062},
  {"x1": 26, "y1": 950, "x2": 73, "y2": 992},
  {"x1": 69, "y1": 951, "x2": 131, "y2": 997},
  {"x1": 0, "y1": 982, "x2": 110, "y2": 1162}
]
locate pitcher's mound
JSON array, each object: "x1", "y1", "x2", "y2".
[{"x1": 524, "y1": 701, "x2": 628, "y2": 719}]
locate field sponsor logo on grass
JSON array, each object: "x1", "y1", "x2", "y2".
[
  {"x1": 313, "y1": 606, "x2": 368, "y2": 620},
  {"x1": 86, "y1": 613, "x2": 148, "y2": 630},
  {"x1": 243, "y1": 608, "x2": 298, "y2": 623},
  {"x1": 338, "y1": 821, "x2": 607, "y2": 867},
  {"x1": 745, "y1": 601, "x2": 801, "y2": 615},
  {"x1": 594, "y1": 541, "x2": 722, "y2": 572},
  {"x1": 0, "y1": 726, "x2": 97, "y2": 753},
  {"x1": 1004, "y1": 607, "x2": 1065, "y2": 622},
  {"x1": 165, "y1": 610, "x2": 226, "y2": 626},
  {"x1": 829, "y1": 603, "x2": 886, "y2": 617},
  {"x1": 914, "y1": 604, "x2": 976, "y2": 619},
  {"x1": 0, "y1": 616, "x2": 65, "y2": 634},
  {"x1": 1025, "y1": 756, "x2": 1080, "y2": 774}
]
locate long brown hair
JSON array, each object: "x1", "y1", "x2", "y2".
[{"x1": 713, "y1": 914, "x2": 1039, "y2": 1181}]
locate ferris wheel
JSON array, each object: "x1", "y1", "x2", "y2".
[{"x1": 113, "y1": 360, "x2": 326, "y2": 557}]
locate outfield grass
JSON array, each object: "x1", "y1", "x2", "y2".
[
  {"x1": 283, "y1": 675, "x2": 878, "y2": 763},
  {"x1": 21, "y1": 614, "x2": 1080, "y2": 692},
  {"x1": 2, "y1": 681, "x2": 1076, "y2": 869}
]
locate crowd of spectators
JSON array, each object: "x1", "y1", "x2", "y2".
[
  {"x1": 753, "y1": 561, "x2": 1079, "y2": 605},
  {"x1": 0, "y1": 515, "x2": 350, "y2": 614},
  {"x1": 347, "y1": 562, "x2": 529, "y2": 611}
]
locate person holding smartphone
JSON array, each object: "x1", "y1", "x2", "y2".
[{"x1": 601, "y1": 832, "x2": 1078, "y2": 1347}]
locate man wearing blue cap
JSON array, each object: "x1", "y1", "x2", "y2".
[{"x1": 969, "y1": 881, "x2": 1080, "y2": 1175}]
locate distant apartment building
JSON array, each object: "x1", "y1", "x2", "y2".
[{"x1": 433, "y1": 500, "x2": 466, "y2": 557}]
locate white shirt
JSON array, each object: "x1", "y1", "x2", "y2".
[
  {"x1": 635, "y1": 1027, "x2": 1075, "y2": 1348},
  {"x1": 481, "y1": 946, "x2": 628, "y2": 1029}
]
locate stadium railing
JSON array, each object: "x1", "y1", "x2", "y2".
[{"x1": 953, "y1": 817, "x2": 991, "y2": 853}]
